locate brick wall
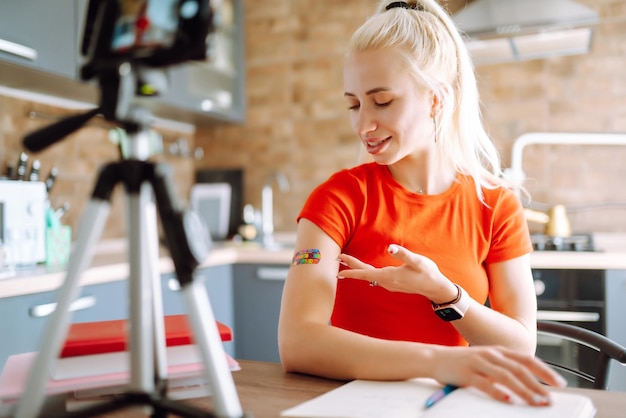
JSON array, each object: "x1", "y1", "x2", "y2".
[
  {"x1": 0, "y1": 95, "x2": 195, "y2": 239},
  {"x1": 2, "y1": 0, "x2": 626, "y2": 240},
  {"x1": 197, "y1": 0, "x2": 626, "y2": 234}
]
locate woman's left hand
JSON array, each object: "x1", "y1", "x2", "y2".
[{"x1": 337, "y1": 244, "x2": 458, "y2": 302}]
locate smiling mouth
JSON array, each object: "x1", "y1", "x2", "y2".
[{"x1": 366, "y1": 137, "x2": 390, "y2": 147}]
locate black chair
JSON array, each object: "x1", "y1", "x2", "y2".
[{"x1": 536, "y1": 320, "x2": 626, "y2": 390}]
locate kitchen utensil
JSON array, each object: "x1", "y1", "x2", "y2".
[
  {"x1": 44, "y1": 166, "x2": 58, "y2": 193},
  {"x1": 28, "y1": 159, "x2": 41, "y2": 182},
  {"x1": 545, "y1": 205, "x2": 572, "y2": 237},
  {"x1": 524, "y1": 204, "x2": 572, "y2": 238},
  {"x1": 15, "y1": 152, "x2": 28, "y2": 181}
]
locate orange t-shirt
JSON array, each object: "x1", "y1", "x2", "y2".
[{"x1": 298, "y1": 163, "x2": 532, "y2": 347}]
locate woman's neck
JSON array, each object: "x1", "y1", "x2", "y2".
[{"x1": 387, "y1": 156, "x2": 457, "y2": 195}]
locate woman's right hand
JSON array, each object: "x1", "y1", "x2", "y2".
[{"x1": 432, "y1": 345, "x2": 567, "y2": 406}]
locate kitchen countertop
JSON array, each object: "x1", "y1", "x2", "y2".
[{"x1": 1, "y1": 233, "x2": 625, "y2": 299}]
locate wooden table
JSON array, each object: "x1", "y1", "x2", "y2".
[{"x1": 87, "y1": 360, "x2": 626, "y2": 417}]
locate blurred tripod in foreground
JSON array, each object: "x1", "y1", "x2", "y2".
[{"x1": 12, "y1": 1, "x2": 247, "y2": 417}]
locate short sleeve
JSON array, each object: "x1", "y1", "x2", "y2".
[
  {"x1": 485, "y1": 187, "x2": 533, "y2": 264},
  {"x1": 297, "y1": 170, "x2": 364, "y2": 249}
]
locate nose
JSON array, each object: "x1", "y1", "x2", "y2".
[{"x1": 354, "y1": 108, "x2": 377, "y2": 136}]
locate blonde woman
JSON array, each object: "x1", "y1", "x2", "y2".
[{"x1": 278, "y1": 0, "x2": 565, "y2": 406}]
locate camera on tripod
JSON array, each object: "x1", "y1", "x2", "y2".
[
  {"x1": 15, "y1": 2, "x2": 247, "y2": 418},
  {"x1": 81, "y1": 0, "x2": 212, "y2": 76},
  {"x1": 23, "y1": 0, "x2": 213, "y2": 152}
]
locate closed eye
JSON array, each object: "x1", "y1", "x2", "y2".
[
  {"x1": 347, "y1": 104, "x2": 360, "y2": 110},
  {"x1": 375, "y1": 101, "x2": 392, "y2": 108}
]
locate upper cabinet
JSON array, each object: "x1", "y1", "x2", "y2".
[
  {"x1": 158, "y1": 0, "x2": 246, "y2": 123},
  {"x1": 0, "y1": 0, "x2": 81, "y2": 79},
  {"x1": 0, "y1": 0, "x2": 246, "y2": 125}
]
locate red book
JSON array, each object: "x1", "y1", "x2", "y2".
[
  {"x1": 47, "y1": 315, "x2": 234, "y2": 381},
  {"x1": 60, "y1": 314, "x2": 232, "y2": 358}
]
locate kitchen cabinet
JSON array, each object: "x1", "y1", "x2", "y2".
[
  {"x1": 161, "y1": 265, "x2": 235, "y2": 356},
  {"x1": 0, "y1": 265, "x2": 238, "y2": 369},
  {"x1": 0, "y1": 0, "x2": 246, "y2": 125},
  {"x1": 605, "y1": 269, "x2": 626, "y2": 391},
  {"x1": 0, "y1": 279, "x2": 128, "y2": 369},
  {"x1": 156, "y1": 0, "x2": 246, "y2": 123},
  {"x1": 0, "y1": 0, "x2": 83, "y2": 79},
  {"x1": 232, "y1": 264, "x2": 288, "y2": 363}
]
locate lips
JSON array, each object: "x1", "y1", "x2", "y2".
[{"x1": 364, "y1": 136, "x2": 390, "y2": 154}]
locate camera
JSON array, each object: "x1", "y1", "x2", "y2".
[
  {"x1": 23, "y1": 0, "x2": 215, "y2": 153},
  {"x1": 81, "y1": 0, "x2": 213, "y2": 79}
]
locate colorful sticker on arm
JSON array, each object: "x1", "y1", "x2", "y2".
[{"x1": 292, "y1": 248, "x2": 321, "y2": 266}]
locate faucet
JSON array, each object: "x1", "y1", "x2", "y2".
[{"x1": 261, "y1": 171, "x2": 290, "y2": 248}]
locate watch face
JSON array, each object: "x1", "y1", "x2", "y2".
[{"x1": 435, "y1": 306, "x2": 463, "y2": 321}]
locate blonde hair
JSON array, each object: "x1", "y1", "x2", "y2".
[{"x1": 349, "y1": 0, "x2": 510, "y2": 201}]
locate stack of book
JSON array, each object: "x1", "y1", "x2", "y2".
[{"x1": 0, "y1": 315, "x2": 238, "y2": 415}]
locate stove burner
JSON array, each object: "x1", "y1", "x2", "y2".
[{"x1": 531, "y1": 233, "x2": 596, "y2": 252}]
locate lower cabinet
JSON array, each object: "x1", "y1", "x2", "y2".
[
  {"x1": 161, "y1": 263, "x2": 288, "y2": 363},
  {"x1": 232, "y1": 264, "x2": 288, "y2": 363},
  {"x1": 0, "y1": 262, "x2": 288, "y2": 369},
  {"x1": 161, "y1": 264, "x2": 235, "y2": 357},
  {"x1": 0, "y1": 280, "x2": 128, "y2": 369}
]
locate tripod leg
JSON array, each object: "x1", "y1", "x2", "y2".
[
  {"x1": 150, "y1": 164, "x2": 243, "y2": 417},
  {"x1": 182, "y1": 281, "x2": 244, "y2": 417},
  {"x1": 127, "y1": 183, "x2": 157, "y2": 394},
  {"x1": 14, "y1": 200, "x2": 112, "y2": 418},
  {"x1": 144, "y1": 189, "x2": 169, "y2": 389}
]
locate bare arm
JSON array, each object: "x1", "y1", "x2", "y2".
[
  {"x1": 454, "y1": 255, "x2": 537, "y2": 353},
  {"x1": 278, "y1": 219, "x2": 565, "y2": 406}
]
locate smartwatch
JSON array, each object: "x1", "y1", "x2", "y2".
[{"x1": 431, "y1": 284, "x2": 470, "y2": 322}]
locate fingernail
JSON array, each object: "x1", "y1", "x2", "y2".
[
  {"x1": 555, "y1": 374, "x2": 567, "y2": 387},
  {"x1": 337, "y1": 260, "x2": 351, "y2": 267},
  {"x1": 336, "y1": 275, "x2": 344, "y2": 280},
  {"x1": 532, "y1": 394, "x2": 550, "y2": 405},
  {"x1": 388, "y1": 244, "x2": 398, "y2": 254}
]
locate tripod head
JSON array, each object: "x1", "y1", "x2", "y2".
[{"x1": 23, "y1": 0, "x2": 213, "y2": 153}]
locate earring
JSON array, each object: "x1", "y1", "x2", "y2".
[{"x1": 433, "y1": 115, "x2": 438, "y2": 143}]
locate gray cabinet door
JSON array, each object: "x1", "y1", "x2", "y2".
[
  {"x1": 232, "y1": 264, "x2": 288, "y2": 363},
  {"x1": 0, "y1": 279, "x2": 128, "y2": 369},
  {"x1": 160, "y1": 265, "x2": 235, "y2": 356},
  {"x1": 0, "y1": 0, "x2": 80, "y2": 79}
]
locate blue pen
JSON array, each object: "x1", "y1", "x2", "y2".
[{"x1": 424, "y1": 384, "x2": 459, "y2": 409}]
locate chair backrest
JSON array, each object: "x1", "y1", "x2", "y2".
[{"x1": 536, "y1": 320, "x2": 626, "y2": 390}]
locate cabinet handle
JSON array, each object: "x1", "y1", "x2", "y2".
[
  {"x1": 536, "y1": 310, "x2": 600, "y2": 323},
  {"x1": 256, "y1": 267, "x2": 289, "y2": 281},
  {"x1": 29, "y1": 295, "x2": 97, "y2": 318},
  {"x1": 0, "y1": 38, "x2": 37, "y2": 61}
]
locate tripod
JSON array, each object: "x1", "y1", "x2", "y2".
[{"x1": 13, "y1": 67, "x2": 247, "y2": 418}]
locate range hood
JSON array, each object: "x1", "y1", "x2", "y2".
[{"x1": 452, "y1": 0, "x2": 599, "y2": 65}]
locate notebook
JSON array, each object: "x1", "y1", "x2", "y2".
[
  {"x1": 53, "y1": 314, "x2": 232, "y2": 380},
  {"x1": 0, "y1": 351, "x2": 240, "y2": 416},
  {"x1": 280, "y1": 378, "x2": 596, "y2": 418}
]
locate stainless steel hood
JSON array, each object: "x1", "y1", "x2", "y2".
[{"x1": 452, "y1": 0, "x2": 599, "y2": 65}]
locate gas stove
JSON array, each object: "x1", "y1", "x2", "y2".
[{"x1": 530, "y1": 233, "x2": 596, "y2": 252}]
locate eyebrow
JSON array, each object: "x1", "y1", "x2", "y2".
[{"x1": 344, "y1": 87, "x2": 393, "y2": 97}]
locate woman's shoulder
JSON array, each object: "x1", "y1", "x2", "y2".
[
  {"x1": 457, "y1": 174, "x2": 521, "y2": 208},
  {"x1": 324, "y1": 162, "x2": 383, "y2": 186}
]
